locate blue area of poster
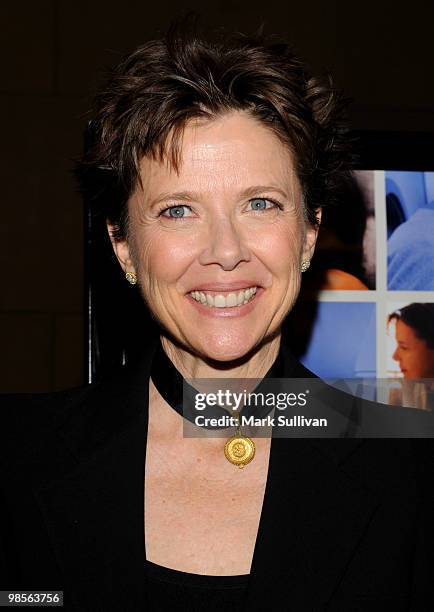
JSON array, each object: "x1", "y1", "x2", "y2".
[{"x1": 299, "y1": 302, "x2": 376, "y2": 379}]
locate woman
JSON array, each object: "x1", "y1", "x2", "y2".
[
  {"x1": 389, "y1": 303, "x2": 434, "y2": 379},
  {"x1": 1, "y1": 25, "x2": 434, "y2": 612}
]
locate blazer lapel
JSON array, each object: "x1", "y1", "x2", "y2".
[
  {"x1": 246, "y1": 436, "x2": 380, "y2": 609},
  {"x1": 32, "y1": 340, "x2": 158, "y2": 611},
  {"x1": 246, "y1": 348, "x2": 380, "y2": 609}
]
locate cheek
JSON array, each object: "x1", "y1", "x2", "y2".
[
  {"x1": 405, "y1": 352, "x2": 420, "y2": 372},
  {"x1": 416, "y1": 347, "x2": 433, "y2": 369},
  {"x1": 134, "y1": 230, "x2": 196, "y2": 286},
  {"x1": 260, "y1": 223, "x2": 303, "y2": 276}
]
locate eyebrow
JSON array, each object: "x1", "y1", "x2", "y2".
[{"x1": 149, "y1": 185, "x2": 291, "y2": 208}]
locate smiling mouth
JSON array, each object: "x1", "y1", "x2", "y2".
[{"x1": 189, "y1": 286, "x2": 257, "y2": 308}]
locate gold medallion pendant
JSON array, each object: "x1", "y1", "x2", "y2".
[{"x1": 224, "y1": 435, "x2": 256, "y2": 469}]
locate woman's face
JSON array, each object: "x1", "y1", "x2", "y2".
[
  {"x1": 110, "y1": 111, "x2": 319, "y2": 361},
  {"x1": 392, "y1": 319, "x2": 434, "y2": 379}
]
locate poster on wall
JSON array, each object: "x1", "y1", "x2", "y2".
[{"x1": 286, "y1": 170, "x2": 434, "y2": 406}]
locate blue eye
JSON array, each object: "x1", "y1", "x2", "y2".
[
  {"x1": 249, "y1": 198, "x2": 277, "y2": 211},
  {"x1": 161, "y1": 205, "x2": 191, "y2": 218}
]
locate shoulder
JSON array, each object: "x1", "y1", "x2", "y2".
[
  {"x1": 0, "y1": 384, "x2": 92, "y2": 431},
  {"x1": 0, "y1": 384, "x2": 98, "y2": 473},
  {"x1": 274, "y1": 348, "x2": 434, "y2": 484},
  {"x1": 389, "y1": 209, "x2": 434, "y2": 250},
  {"x1": 0, "y1": 370, "x2": 139, "y2": 458},
  {"x1": 0, "y1": 340, "x2": 158, "y2": 479},
  {"x1": 0, "y1": 339, "x2": 157, "y2": 436}
]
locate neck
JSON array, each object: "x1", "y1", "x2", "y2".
[{"x1": 160, "y1": 333, "x2": 282, "y2": 380}]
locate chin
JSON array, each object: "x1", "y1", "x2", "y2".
[
  {"x1": 403, "y1": 372, "x2": 417, "y2": 380},
  {"x1": 189, "y1": 329, "x2": 262, "y2": 363}
]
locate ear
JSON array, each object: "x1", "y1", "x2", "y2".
[
  {"x1": 302, "y1": 208, "x2": 322, "y2": 262},
  {"x1": 106, "y1": 221, "x2": 136, "y2": 275}
]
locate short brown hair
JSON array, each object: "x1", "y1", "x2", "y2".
[
  {"x1": 388, "y1": 303, "x2": 434, "y2": 349},
  {"x1": 75, "y1": 22, "x2": 353, "y2": 241}
]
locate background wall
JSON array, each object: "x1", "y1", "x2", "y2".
[{"x1": 1, "y1": 0, "x2": 433, "y2": 392}]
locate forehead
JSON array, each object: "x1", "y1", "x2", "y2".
[
  {"x1": 137, "y1": 111, "x2": 299, "y2": 197},
  {"x1": 396, "y1": 319, "x2": 417, "y2": 342}
]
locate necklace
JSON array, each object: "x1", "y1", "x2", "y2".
[
  {"x1": 150, "y1": 339, "x2": 283, "y2": 469},
  {"x1": 223, "y1": 411, "x2": 256, "y2": 469}
]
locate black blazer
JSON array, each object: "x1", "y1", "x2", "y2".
[{"x1": 1, "y1": 336, "x2": 434, "y2": 611}]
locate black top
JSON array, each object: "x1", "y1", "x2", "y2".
[
  {"x1": 2, "y1": 335, "x2": 434, "y2": 610},
  {"x1": 145, "y1": 560, "x2": 249, "y2": 611}
]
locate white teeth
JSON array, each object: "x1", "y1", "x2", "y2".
[
  {"x1": 214, "y1": 295, "x2": 226, "y2": 308},
  {"x1": 189, "y1": 286, "x2": 258, "y2": 308},
  {"x1": 226, "y1": 293, "x2": 237, "y2": 307}
]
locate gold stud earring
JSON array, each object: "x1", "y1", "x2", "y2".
[
  {"x1": 125, "y1": 271, "x2": 137, "y2": 285},
  {"x1": 301, "y1": 260, "x2": 310, "y2": 273}
]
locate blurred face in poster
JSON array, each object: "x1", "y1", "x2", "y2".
[{"x1": 392, "y1": 319, "x2": 434, "y2": 379}]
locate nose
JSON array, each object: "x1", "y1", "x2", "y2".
[
  {"x1": 198, "y1": 216, "x2": 251, "y2": 271},
  {"x1": 392, "y1": 347, "x2": 400, "y2": 363}
]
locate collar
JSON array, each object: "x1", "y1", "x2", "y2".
[{"x1": 150, "y1": 336, "x2": 286, "y2": 427}]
